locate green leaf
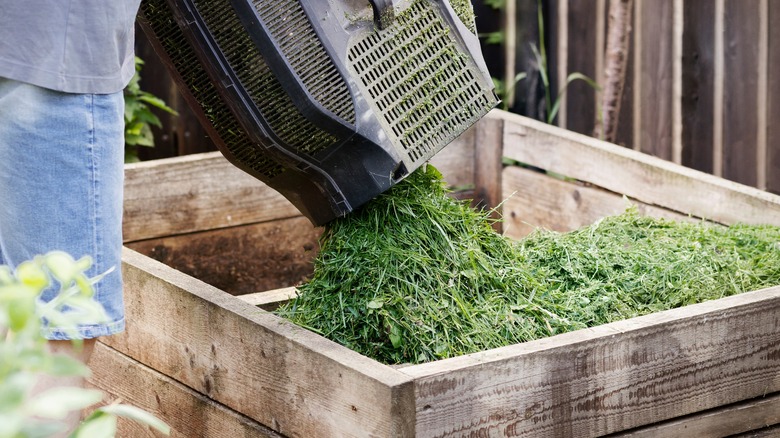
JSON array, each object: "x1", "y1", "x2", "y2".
[
  {"x1": 138, "y1": 94, "x2": 178, "y2": 115},
  {"x1": 42, "y1": 252, "x2": 83, "y2": 285},
  {"x1": 548, "y1": 72, "x2": 600, "y2": 124},
  {"x1": 8, "y1": 295, "x2": 36, "y2": 331},
  {"x1": 0, "y1": 266, "x2": 14, "y2": 285},
  {"x1": 70, "y1": 412, "x2": 117, "y2": 438},
  {"x1": 47, "y1": 354, "x2": 90, "y2": 377},
  {"x1": 25, "y1": 388, "x2": 104, "y2": 419},
  {"x1": 0, "y1": 413, "x2": 23, "y2": 438},
  {"x1": 15, "y1": 261, "x2": 48, "y2": 291},
  {"x1": 0, "y1": 372, "x2": 34, "y2": 411},
  {"x1": 98, "y1": 404, "x2": 170, "y2": 434},
  {"x1": 366, "y1": 300, "x2": 383, "y2": 309},
  {"x1": 388, "y1": 324, "x2": 403, "y2": 349}
]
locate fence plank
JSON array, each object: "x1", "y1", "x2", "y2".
[
  {"x1": 767, "y1": 1, "x2": 780, "y2": 195},
  {"x1": 722, "y1": 0, "x2": 761, "y2": 187},
  {"x1": 636, "y1": 0, "x2": 674, "y2": 160},
  {"x1": 681, "y1": 0, "x2": 716, "y2": 174},
  {"x1": 564, "y1": 0, "x2": 600, "y2": 135}
]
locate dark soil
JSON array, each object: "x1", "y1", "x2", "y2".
[{"x1": 128, "y1": 216, "x2": 321, "y2": 295}]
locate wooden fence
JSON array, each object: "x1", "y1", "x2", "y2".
[
  {"x1": 491, "y1": 0, "x2": 779, "y2": 194},
  {"x1": 134, "y1": 0, "x2": 780, "y2": 194}
]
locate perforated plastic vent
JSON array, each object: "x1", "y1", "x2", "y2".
[
  {"x1": 140, "y1": 0, "x2": 284, "y2": 179},
  {"x1": 347, "y1": 0, "x2": 494, "y2": 164},
  {"x1": 191, "y1": 0, "x2": 338, "y2": 156},
  {"x1": 252, "y1": 0, "x2": 355, "y2": 125}
]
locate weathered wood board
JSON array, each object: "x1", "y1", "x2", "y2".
[
  {"x1": 89, "y1": 110, "x2": 780, "y2": 437},
  {"x1": 86, "y1": 341, "x2": 282, "y2": 438}
]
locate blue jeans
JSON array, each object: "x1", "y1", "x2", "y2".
[{"x1": 0, "y1": 78, "x2": 125, "y2": 340}]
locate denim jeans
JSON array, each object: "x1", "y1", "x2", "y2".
[{"x1": 0, "y1": 78, "x2": 125, "y2": 339}]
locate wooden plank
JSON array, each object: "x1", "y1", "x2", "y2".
[
  {"x1": 632, "y1": 0, "x2": 643, "y2": 151},
  {"x1": 126, "y1": 216, "x2": 320, "y2": 295},
  {"x1": 473, "y1": 114, "x2": 505, "y2": 219},
  {"x1": 565, "y1": 0, "x2": 600, "y2": 135},
  {"x1": 87, "y1": 342, "x2": 282, "y2": 438},
  {"x1": 399, "y1": 285, "x2": 780, "y2": 437},
  {"x1": 636, "y1": 0, "x2": 674, "y2": 160},
  {"x1": 509, "y1": 0, "x2": 543, "y2": 117},
  {"x1": 499, "y1": 110, "x2": 780, "y2": 226},
  {"x1": 429, "y1": 118, "x2": 477, "y2": 190},
  {"x1": 614, "y1": 392, "x2": 780, "y2": 437},
  {"x1": 553, "y1": 0, "x2": 568, "y2": 128},
  {"x1": 106, "y1": 248, "x2": 416, "y2": 438},
  {"x1": 722, "y1": 0, "x2": 761, "y2": 187},
  {"x1": 501, "y1": 165, "x2": 692, "y2": 240},
  {"x1": 767, "y1": 0, "x2": 780, "y2": 195},
  {"x1": 731, "y1": 424, "x2": 780, "y2": 438},
  {"x1": 680, "y1": 0, "x2": 716, "y2": 174},
  {"x1": 123, "y1": 152, "x2": 301, "y2": 242},
  {"x1": 236, "y1": 287, "x2": 299, "y2": 310},
  {"x1": 125, "y1": 131, "x2": 477, "y2": 244}
]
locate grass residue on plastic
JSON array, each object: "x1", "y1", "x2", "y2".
[{"x1": 275, "y1": 165, "x2": 780, "y2": 365}]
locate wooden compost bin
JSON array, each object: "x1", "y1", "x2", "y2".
[{"x1": 88, "y1": 110, "x2": 780, "y2": 437}]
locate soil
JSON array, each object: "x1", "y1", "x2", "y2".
[{"x1": 127, "y1": 216, "x2": 321, "y2": 295}]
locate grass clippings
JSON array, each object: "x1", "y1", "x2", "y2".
[{"x1": 275, "y1": 165, "x2": 780, "y2": 365}]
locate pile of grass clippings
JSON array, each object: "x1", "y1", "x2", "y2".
[{"x1": 275, "y1": 165, "x2": 780, "y2": 365}]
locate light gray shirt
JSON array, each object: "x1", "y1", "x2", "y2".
[{"x1": 0, "y1": 0, "x2": 142, "y2": 94}]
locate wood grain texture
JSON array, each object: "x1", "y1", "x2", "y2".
[
  {"x1": 501, "y1": 165, "x2": 691, "y2": 240},
  {"x1": 499, "y1": 110, "x2": 780, "y2": 226},
  {"x1": 473, "y1": 114, "x2": 505, "y2": 228},
  {"x1": 636, "y1": 0, "x2": 674, "y2": 160},
  {"x1": 399, "y1": 285, "x2": 780, "y2": 437},
  {"x1": 124, "y1": 131, "x2": 478, "y2": 244},
  {"x1": 107, "y1": 248, "x2": 416, "y2": 438},
  {"x1": 565, "y1": 0, "x2": 600, "y2": 135},
  {"x1": 123, "y1": 152, "x2": 300, "y2": 242},
  {"x1": 236, "y1": 287, "x2": 299, "y2": 310},
  {"x1": 722, "y1": 0, "x2": 761, "y2": 186},
  {"x1": 681, "y1": 0, "x2": 716, "y2": 174},
  {"x1": 614, "y1": 392, "x2": 780, "y2": 437},
  {"x1": 429, "y1": 119, "x2": 477, "y2": 190},
  {"x1": 87, "y1": 342, "x2": 282, "y2": 438},
  {"x1": 126, "y1": 216, "x2": 320, "y2": 295},
  {"x1": 767, "y1": 0, "x2": 780, "y2": 195},
  {"x1": 112, "y1": 109, "x2": 780, "y2": 437}
]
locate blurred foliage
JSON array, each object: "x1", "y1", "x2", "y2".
[
  {"x1": 0, "y1": 252, "x2": 170, "y2": 437},
  {"x1": 124, "y1": 57, "x2": 177, "y2": 163}
]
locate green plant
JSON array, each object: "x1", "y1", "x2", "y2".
[
  {"x1": 529, "y1": 0, "x2": 599, "y2": 124},
  {"x1": 0, "y1": 252, "x2": 170, "y2": 437},
  {"x1": 124, "y1": 56, "x2": 177, "y2": 163},
  {"x1": 479, "y1": 0, "x2": 599, "y2": 122},
  {"x1": 276, "y1": 165, "x2": 780, "y2": 365}
]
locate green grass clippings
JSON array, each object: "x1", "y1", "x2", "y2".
[{"x1": 275, "y1": 165, "x2": 780, "y2": 365}]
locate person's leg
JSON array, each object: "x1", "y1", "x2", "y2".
[
  {"x1": 0, "y1": 77, "x2": 125, "y2": 338},
  {"x1": 0, "y1": 77, "x2": 125, "y2": 433}
]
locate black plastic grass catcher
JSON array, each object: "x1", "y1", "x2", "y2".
[{"x1": 138, "y1": 0, "x2": 498, "y2": 225}]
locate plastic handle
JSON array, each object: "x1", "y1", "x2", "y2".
[{"x1": 368, "y1": 0, "x2": 396, "y2": 29}]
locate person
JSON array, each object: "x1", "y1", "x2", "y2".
[{"x1": 0, "y1": 0, "x2": 142, "y2": 432}]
